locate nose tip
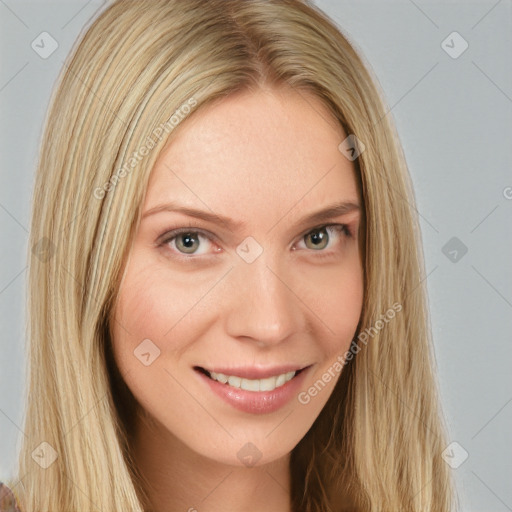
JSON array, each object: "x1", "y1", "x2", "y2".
[{"x1": 224, "y1": 258, "x2": 303, "y2": 347}]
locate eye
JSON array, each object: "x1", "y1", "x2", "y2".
[
  {"x1": 159, "y1": 228, "x2": 217, "y2": 257},
  {"x1": 296, "y1": 224, "x2": 352, "y2": 252},
  {"x1": 157, "y1": 222, "x2": 353, "y2": 262}
]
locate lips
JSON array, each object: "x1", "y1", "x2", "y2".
[
  {"x1": 194, "y1": 364, "x2": 312, "y2": 414},
  {"x1": 194, "y1": 364, "x2": 308, "y2": 380},
  {"x1": 195, "y1": 366, "x2": 306, "y2": 392}
]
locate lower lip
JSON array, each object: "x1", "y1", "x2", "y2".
[{"x1": 195, "y1": 367, "x2": 311, "y2": 414}]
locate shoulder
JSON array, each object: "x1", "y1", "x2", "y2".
[{"x1": 0, "y1": 482, "x2": 21, "y2": 512}]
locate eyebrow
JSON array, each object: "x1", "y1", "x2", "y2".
[{"x1": 141, "y1": 200, "x2": 360, "y2": 232}]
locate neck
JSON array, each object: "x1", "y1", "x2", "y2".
[{"x1": 130, "y1": 412, "x2": 292, "y2": 512}]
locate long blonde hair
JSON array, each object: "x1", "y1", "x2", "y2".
[{"x1": 11, "y1": 0, "x2": 455, "y2": 510}]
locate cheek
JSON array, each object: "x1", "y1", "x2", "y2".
[
  {"x1": 294, "y1": 263, "x2": 363, "y2": 410},
  {"x1": 112, "y1": 259, "x2": 212, "y2": 345},
  {"x1": 109, "y1": 262, "x2": 209, "y2": 421},
  {"x1": 111, "y1": 263, "x2": 183, "y2": 376},
  {"x1": 113, "y1": 268, "x2": 164, "y2": 344},
  {"x1": 296, "y1": 257, "x2": 364, "y2": 349},
  {"x1": 110, "y1": 256, "x2": 226, "y2": 405}
]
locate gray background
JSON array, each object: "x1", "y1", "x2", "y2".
[{"x1": 1, "y1": 1, "x2": 511, "y2": 511}]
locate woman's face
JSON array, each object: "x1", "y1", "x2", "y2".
[{"x1": 111, "y1": 85, "x2": 364, "y2": 467}]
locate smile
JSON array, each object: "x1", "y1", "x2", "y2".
[
  {"x1": 198, "y1": 368, "x2": 298, "y2": 392},
  {"x1": 194, "y1": 365, "x2": 311, "y2": 414}
]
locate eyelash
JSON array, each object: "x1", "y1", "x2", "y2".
[{"x1": 158, "y1": 223, "x2": 353, "y2": 262}]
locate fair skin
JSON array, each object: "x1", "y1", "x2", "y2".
[{"x1": 111, "y1": 85, "x2": 363, "y2": 512}]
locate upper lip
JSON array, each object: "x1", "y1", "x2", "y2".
[{"x1": 195, "y1": 364, "x2": 311, "y2": 380}]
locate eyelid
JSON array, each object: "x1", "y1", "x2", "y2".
[
  {"x1": 294, "y1": 223, "x2": 351, "y2": 249},
  {"x1": 158, "y1": 226, "x2": 214, "y2": 244},
  {"x1": 297, "y1": 222, "x2": 347, "y2": 238},
  {"x1": 158, "y1": 227, "x2": 218, "y2": 256},
  {"x1": 158, "y1": 222, "x2": 353, "y2": 263}
]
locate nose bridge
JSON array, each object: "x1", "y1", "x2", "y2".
[{"x1": 225, "y1": 246, "x2": 302, "y2": 344}]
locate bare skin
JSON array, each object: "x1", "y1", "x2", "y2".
[{"x1": 111, "y1": 84, "x2": 364, "y2": 512}]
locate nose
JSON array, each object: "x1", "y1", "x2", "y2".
[{"x1": 223, "y1": 252, "x2": 305, "y2": 347}]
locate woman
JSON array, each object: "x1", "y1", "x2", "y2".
[{"x1": 2, "y1": 0, "x2": 455, "y2": 510}]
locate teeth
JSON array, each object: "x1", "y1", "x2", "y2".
[
  {"x1": 227, "y1": 375, "x2": 241, "y2": 388},
  {"x1": 209, "y1": 370, "x2": 296, "y2": 392},
  {"x1": 215, "y1": 373, "x2": 228, "y2": 384}
]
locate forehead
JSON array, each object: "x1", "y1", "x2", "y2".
[{"x1": 144, "y1": 86, "x2": 359, "y2": 227}]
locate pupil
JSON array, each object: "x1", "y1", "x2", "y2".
[
  {"x1": 179, "y1": 233, "x2": 198, "y2": 252},
  {"x1": 183, "y1": 234, "x2": 195, "y2": 247},
  {"x1": 312, "y1": 233, "x2": 322, "y2": 244},
  {"x1": 308, "y1": 229, "x2": 328, "y2": 249}
]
